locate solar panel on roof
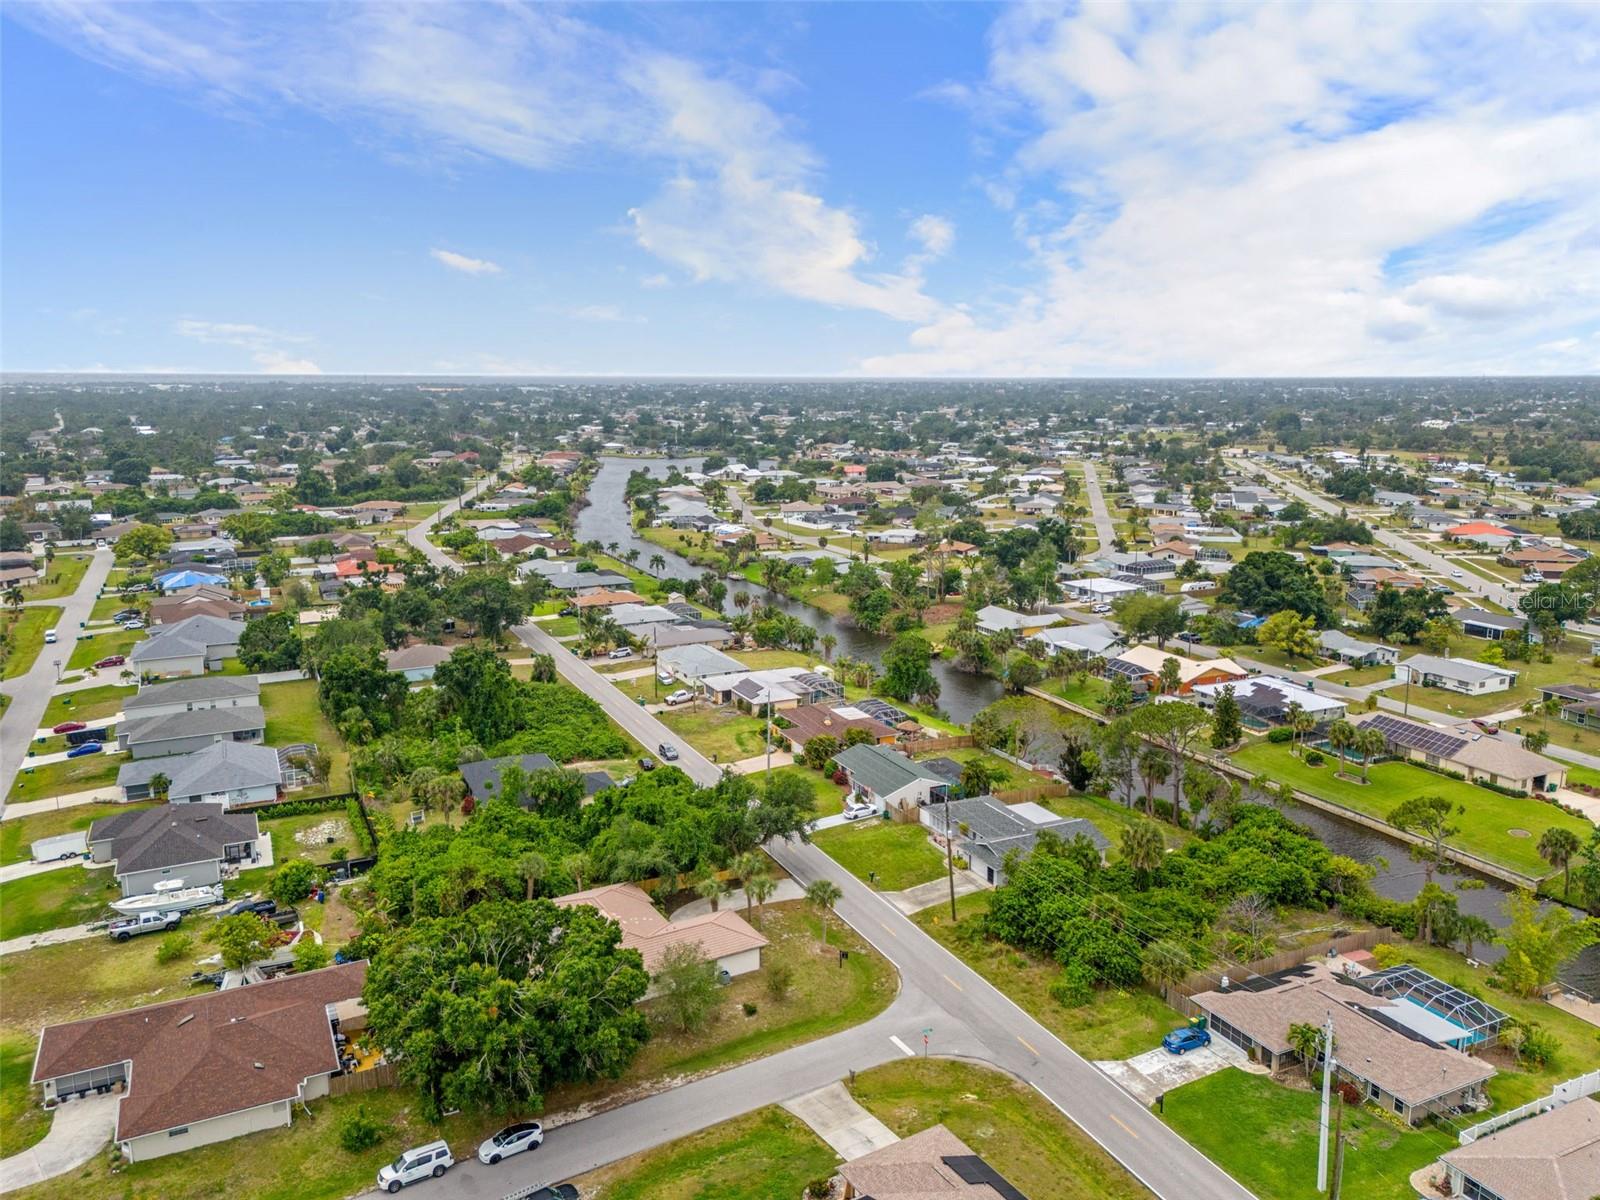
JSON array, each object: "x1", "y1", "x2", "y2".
[
  {"x1": 943, "y1": 1155, "x2": 1029, "y2": 1200},
  {"x1": 1364, "y1": 714, "x2": 1467, "y2": 758}
]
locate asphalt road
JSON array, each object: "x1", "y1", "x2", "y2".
[
  {"x1": 0, "y1": 547, "x2": 114, "y2": 810},
  {"x1": 1081, "y1": 459, "x2": 1119, "y2": 549},
  {"x1": 464, "y1": 621, "x2": 1257, "y2": 1200}
]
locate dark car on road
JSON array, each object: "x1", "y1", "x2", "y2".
[
  {"x1": 657, "y1": 742, "x2": 679, "y2": 762},
  {"x1": 637, "y1": 756, "x2": 656, "y2": 771}
]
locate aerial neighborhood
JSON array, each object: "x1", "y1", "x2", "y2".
[{"x1": 0, "y1": 378, "x2": 1597, "y2": 1200}]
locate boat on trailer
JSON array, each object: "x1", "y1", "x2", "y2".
[{"x1": 109, "y1": 879, "x2": 225, "y2": 916}]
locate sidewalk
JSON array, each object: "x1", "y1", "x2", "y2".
[
  {"x1": 1, "y1": 786, "x2": 122, "y2": 822},
  {"x1": 0, "y1": 921, "x2": 103, "y2": 958}
]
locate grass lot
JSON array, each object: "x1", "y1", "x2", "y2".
[
  {"x1": 261, "y1": 809, "x2": 362, "y2": 865},
  {"x1": 581, "y1": 1107, "x2": 838, "y2": 1200},
  {"x1": 659, "y1": 705, "x2": 771, "y2": 763},
  {"x1": 0, "y1": 802, "x2": 151, "y2": 866},
  {"x1": 261, "y1": 679, "x2": 349, "y2": 794},
  {"x1": 1040, "y1": 791, "x2": 1193, "y2": 852},
  {"x1": 87, "y1": 594, "x2": 142, "y2": 622},
  {"x1": 1, "y1": 607, "x2": 63, "y2": 680},
  {"x1": 910, "y1": 744, "x2": 1020, "y2": 789},
  {"x1": 1162, "y1": 1068, "x2": 1456, "y2": 1200},
  {"x1": 1322, "y1": 662, "x2": 1400, "y2": 687},
  {"x1": 65, "y1": 625, "x2": 145, "y2": 672},
  {"x1": 543, "y1": 614, "x2": 579, "y2": 636},
  {"x1": 546, "y1": 902, "x2": 895, "y2": 1117},
  {"x1": 731, "y1": 648, "x2": 818, "y2": 670},
  {"x1": 1239, "y1": 644, "x2": 1325, "y2": 671},
  {"x1": 1402, "y1": 649, "x2": 1600, "y2": 719},
  {"x1": 767, "y1": 764, "x2": 848, "y2": 816},
  {"x1": 40, "y1": 683, "x2": 135, "y2": 726},
  {"x1": 812, "y1": 819, "x2": 947, "y2": 891},
  {"x1": 0, "y1": 1035, "x2": 51, "y2": 1158},
  {"x1": 911, "y1": 891, "x2": 1178, "y2": 1060},
  {"x1": 854, "y1": 1059, "x2": 1150, "y2": 1200},
  {"x1": 1038, "y1": 673, "x2": 1111, "y2": 712},
  {"x1": 7, "y1": 751, "x2": 123, "y2": 805},
  {"x1": 27, "y1": 555, "x2": 92, "y2": 601},
  {"x1": 0, "y1": 866, "x2": 120, "y2": 940},
  {"x1": 1232, "y1": 740, "x2": 1592, "y2": 880}
]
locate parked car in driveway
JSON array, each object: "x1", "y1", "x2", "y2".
[
  {"x1": 664, "y1": 688, "x2": 692, "y2": 705},
  {"x1": 121, "y1": 620, "x2": 146, "y2": 630},
  {"x1": 476, "y1": 1121, "x2": 544, "y2": 1164},
  {"x1": 607, "y1": 646, "x2": 634, "y2": 660},
  {"x1": 1162, "y1": 1026, "x2": 1212, "y2": 1055},
  {"x1": 94, "y1": 655, "x2": 126, "y2": 669},
  {"x1": 843, "y1": 797, "x2": 876, "y2": 821},
  {"x1": 51, "y1": 722, "x2": 86, "y2": 734},
  {"x1": 637, "y1": 756, "x2": 656, "y2": 771},
  {"x1": 657, "y1": 669, "x2": 675, "y2": 685},
  {"x1": 66, "y1": 743, "x2": 103, "y2": 758},
  {"x1": 523, "y1": 1188, "x2": 577, "y2": 1200},
  {"x1": 376, "y1": 1141, "x2": 454, "y2": 1192},
  {"x1": 225, "y1": 897, "x2": 277, "y2": 917},
  {"x1": 109, "y1": 911, "x2": 181, "y2": 942},
  {"x1": 657, "y1": 742, "x2": 679, "y2": 761}
]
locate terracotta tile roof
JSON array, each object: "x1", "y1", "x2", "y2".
[
  {"x1": 572, "y1": 589, "x2": 648, "y2": 608},
  {"x1": 552, "y1": 883, "x2": 767, "y2": 974},
  {"x1": 33, "y1": 962, "x2": 366, "y2": 1140}
]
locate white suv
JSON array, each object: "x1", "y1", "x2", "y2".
[
  {"x1": 376, "y1": 1141, "x2": 454, "y2": 1192},
  {"x1": 843, "y1": 796, "x2": 877, "y2": 821}
]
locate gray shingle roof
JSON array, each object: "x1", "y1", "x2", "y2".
[
  {"x1": 129, "y1": 614, "x2": 242, "y2": 664},
  {"x1": 120, "y1": 704, "x2": 266, "y2": 749},
  {"x1": 123, "y1": 676, "x2": 260, "y2": 712},
  {"x1": 118, "y1": 741, "x2": 282, "y2": 799},
  {"x1": 88, "y1": 803, "x2": 260, "y2": 876},
  {"x1": 832, "y1": 743, "x2": 948, "y2": 798},
  {"x1": 459, "y1": 753, "x2": 559, "y2": 802}
]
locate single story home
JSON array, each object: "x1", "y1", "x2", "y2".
[
  {"x1": 117, "y1": 740, "x2": 284, "y2": 805},
  {"x1": 921, "y1": 796, "x2": 1109, "y2": 886},
  {"x1": 831, "y1": 743, "x2": 951, "y2": 812},
  {"x1": 1318, "y1": 629, "x2": 1399, "y2": 667},
  {"x1": 1028, "y1": 621, "x2": 1124, "y2": 660},
  {"x1": 656, "y1": 644, "x2": 745, "y2": 682},
  {"x1": 1456, "y1": 608, "x2": 1539, "y2": 644},
  {"x1": 1061, "y1": 576, "x2": 1143, "y2": 603},
  {"x1": 1191, "y1": 675, "x2": 1346, "y2": 727},
  {"x1": 129, "y1": 614, "x2": 243, "y2": 677},
  {"x1": 1107, "y1": 645, "x2": 1248, "y2": 695},
  {"x1": 973, "y1": 605, "x2": 1057, "y2": 636},
  {"x1": 122, "y1": 675, "x2": 260, "y2": 721},
  {"x1": 31, "y1": 963, "x2": 366, "y2": 1162},
  {"x1": 838, "y1": 1124, "x2": 1030, "y2": 1200},
  {"x1": 1438, "y1": 1096, "x2": 1600, "y2": 1200},
  {"x1": 149, "y1": 586, "x2": 245, "y2": 626},
  {"x1": 571, "y1": 588, "x2": 649, "y2": 609},
  {"x1": 384, "y1": 644, "x2": 451, "y2": 683},
  {"x1": 1353, "y1": 713, "x2": 1565, "y2": 793},
  {"x1": 774, "y1": 704, "x2": 896, "y2": 754},
  {"x1": 1190, "y1": 962, "x2": 1496, "y2": 1126},
  {"x1": 1396, "y1": 654, "x2": 1518, "y2": 696},
  {"x1": 88, "y1": 802, "x2": 265, "y2": 896},
  {"x1": 554, "y1": 883, "x2": 767, "y2": 993},
  {"x1": 458, "y1": 753, "x2": 560, "y2": 804},
  {"x1": 1447, "y1": 521, "x2": 1516, "y2": 549},
  {"x1": 699, "y1": 667, "x2": 843, "y2": 712},
  {"x1": 117, "y1": 704, "x2": 267, "y2": 760}
]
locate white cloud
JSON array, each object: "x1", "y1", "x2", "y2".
[
  {"x1": 173, "y1": 318, "x2": 321, "y2": 373},
  {"x1": 640, "y1": 273, "x2": 672, "y2": 289},
  {"x1": 565, "y1": 304, "x2": 640, "y2": 323},
  {"x1": 430, "y1": 248, "x2": 502, "y2": 276},
  {"x1": 908, "y1": 214, "x2": 955, "y2": 259}
]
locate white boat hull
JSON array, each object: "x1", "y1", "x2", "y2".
[{"x1": 110, "y1": 884, "x2": 224, "y2": 915}]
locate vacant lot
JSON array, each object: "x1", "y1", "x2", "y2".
[
  {"x1": 65, "y1": 625, "x2": 145, "y2": 672},
  {"x1": 659, "y1": 705, "x2": 771, "y2": 764},
  {"x1": 0, "y1": 866, "x2": 120, "y2": 940},
  {"x1": 261, "y1": 679, "x2": 349, "y2": 794},
  {"x1": 1232, "y1": 740, "x2": 1592, "y2": 879},
  {"x1": 27, "y1": 555, "x2": 93, "y2": 602},
  {"x1": 41, "y1": 683, "x2": 135, "y2": 726},
  {"x1": 7, "y1": 751, "x2": 123, "y2": 805},
  {"x1": 812, "y1": 819, "x2": 947, "y2": 891},
  {"x1": 261, "y1": 809, "x2": 362, "y2": 864},
  {"x1": 1, "y1": 606, "x2": 63, "y2": 680}
]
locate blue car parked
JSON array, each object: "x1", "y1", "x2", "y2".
[
  {"x1": 65, "y1": 742, "x2": 103, "y2": 759},
  {"x1": 1162, "y1": 1026, "x2": 1212, "y2": 1055}
]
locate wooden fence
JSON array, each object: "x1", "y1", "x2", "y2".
[
  {"x1": 328, "y1": 1062, "x2": 398, "y2": 1096},
  {"x1": 906, "y1": 733, "x2": 976, "y2": 752},
  {"x1": 1169, "y1": 929, "x2": 1392, "y2": 1001},
  {"x1": 993, "y1": 782, "x2": 1071, "y2": 805}
]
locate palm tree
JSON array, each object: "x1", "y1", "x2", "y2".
[
  {"x1": 745, "y1": 870, "x2": 777, "y2": 926},
  {"x1": 1286, "y1": 1022, "x2": 1329, "y2": 1080},
  {"x1": 694, "y1": 871, "x2": 727, "y2": 913},
  {"x1": 1284, "y1": 701, "x2": 1305, "y2": 756},
  {"x1": 1292, "y1": 711, "x2": 1317, "y2": 759},
  {"x1": 805, "y1": 879, "x2": 843, "y2": 947},
  {"x1": 1137, "y1": 745, "x2": 1170, "y2": 818},
  {"x1": 149, "y1": 772, "x2": 172, "y2": 802},
  {"x1": 1356, "y1": 727, "x2": 1386, "y2": 783},
  {"x1": 1454, "y1": 913, "x2": 1496, "y2": 961},
  {"x1": 516, "y1": 851, "x2": 548, "y2": 901},
  {"x1": 1538, "y1": 827, "x2": 1582, "y2": 897},
  {"x1": 1326, "y1": 720, "x2": 1355, "y2": 776},
  {"x1": 562, "y1": 851, "x2": 593, "y2": 892},
  {"x1": 820, "y1": 632, "x2": 837, "y2": 662},
  {"x1": 648, "y1": 553, "x2": 666, "y2": 577},
  {"x1": 1119, "y1": 819, "x2": 1164, "y2": 882}
]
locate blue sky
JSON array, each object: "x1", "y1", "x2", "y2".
[{"x1": 3, "y1": 2, "x2": 1598, "y2": 377}]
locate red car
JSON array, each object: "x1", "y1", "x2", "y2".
[
  {"x1": 94, "y1": 655, "x2": 126, "y2": 670},
  {"x1": 52, "y1": 722, "x2": 86, "y2": 734}
]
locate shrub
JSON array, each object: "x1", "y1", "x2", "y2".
[
  {"x1": 253, "y1": 795, "x2": 356, "y2": 821},
  {"x1": 337, "y1": 1105, "x2": 382, "y2": 1154},
  {"x1": 155, "y1": 932, "x2": 192, "y2": 964},
  {"x1": 1304, "y1": 750, "x2": 1324, "y2": 766},
  {"x1": 765, "y1": 962, "x2": 794, "y2": 1001},
  {"x1": 742, "y1": 1001, "x2": 758, "y2": 1016},
  {"x1": 1371, "y1": 942, "x2": 1405, "y2": 968},
  {"x1": 1516, "y1": 1023, "x2": 1560, "y2": 1069},
  {"x1": 330, "y1": 846, "x2": 349, "y2": 862},
  {"x1": 270, "y1": 859, "x2": 324, "y2": 908},
  {"x1": 805, "y1": 1177, "x2": 835, "y2": 1199},
  {"x1": 1049, "y1": 962, "x2": 1095, "y2": 1008},
  {"x1": 1267, "y1": 727, "x2": 1294, "y2": 744},
  {"x1": 347, "y1": 798, "x2": 378, "y2": 855},
  {"x1": 1337, "y1": 1081, "x2": 1361, "y2": 1105},
  {"x1": 294, "y1": 937, "x2": 333, "y2": 973}
]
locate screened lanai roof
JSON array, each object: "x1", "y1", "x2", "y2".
[{"x1": 1360, "y1": 965, "x2": 1511, "y2": 1045}]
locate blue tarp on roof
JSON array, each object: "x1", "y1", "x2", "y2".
[{"x1": 155, "y1": 569, "x2": 230, "y2": 591}]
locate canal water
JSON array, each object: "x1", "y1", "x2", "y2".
[{"x1": 577, "y1": 457, "x2": 1598, "y2": 992}]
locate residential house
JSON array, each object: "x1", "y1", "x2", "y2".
[
  {"x1": 1318, "y1": 630, "x2": 1399, "y2": 667},
  {"x1": 149, "y1": 586, "x2": 246, "y2": 626},
  {"x1": 922, "y1": 796, "x2": 1108, "y2": 887},
  {"x1": 1498, "y1": 546, "x2": 1582, "y2": 579},
  {"x1": 117, "y1": 704, "x2": 267, "y2": 760},
  {"x1": 1107, "y1": 645, "x2": 1247, "y2": 694},
  {"x1": 31, "y1": 963, "x2": 366, "y2": 1162},
  {"x1": 1061, "y1": 577, "x2": 1143, "y2": 603},
  {"x1": 1447, "y1": 522, "x2": 1517, "y2": 550},
  {"x1": 1192, "y1": 675, "x2": 1347, "y2": 728},
  {"x1": 1537, "y1": 684, "x2": 1600, "y2": 730},
  {"x1": 973, "y1": 605, "x2": 1058, "y2": 636},
  {"x1": 384, "y1": 644, "x2": 451, "y2": 683},
  {"x1": 830, "y1": 743, "x2": 951, "y2": 812},
  {"x1": 1437, "y1": 1096, "x2": 1600, "y2": 1200},
  {"x1": 553, "y1": 883, "x2": 767, "y2": 991},
  {"x1": 1028, "y1": 621, "x2": 1125, "y2": 660},
  {"x1": 122, "y1": 676, "x2": 260, "y2": 721},
  {"x1": 1397, "y1": 654, "x2": 1518, "y2": 696},
  {"x1": 1353, "y1": 713, "x2": 1565, "y2": 793},
  {"x1": 129, "y1": 615, "x2": 243, "y2": 678},
  {"x1": 459, "y1": 753, "x2": 560, "y2": 804},
  {"x1": 655, "y1": 644, "x2": 745, "y2": 682},
  {"x1": 166, "y1": 537, "x2": 238, "y2": 567},
  {"x1": 88, "y1": 802, "x2": 265, "y2": 896},
  {"x1": 571, "y1": 588, "x2": 649, "y2": 609},
  {"x1": 838, "y1": 1124, "x2": 1031, "y2": 1200},
  {"x1": 698, "y1": 667, "x2": 843, "y2": 712},
  {"x1": 1457, "y1": 609, "x2": 1539, "y2": 643},
  {"x1": 773, "y1": 704, "x2": 896, "y2": 755},
  {"x1": 116, "y1": 741, "x2": 283, "y2": 805},
  {"x1": 1189, "y1": 962, "x2": 1496, "y2": 1125}
]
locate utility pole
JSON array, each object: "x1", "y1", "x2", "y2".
[
  {"x1": 1316, "y1": 1013, "x2": 1335, "y2": 1192},
  {"x1": 1329, "y1": 1093, "x2": 1346, "y2": 1200},
  {"x1": 944, "y1": 784, "x2": 957, "y2": 921}
]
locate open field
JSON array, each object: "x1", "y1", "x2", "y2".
[
  {"x1": 7, "y1": 752, "x2": 123, "y2": 805},
  {"x1": 812, "y1": 819, "x2": 949, "y2": 891},
  {"x1": 1, "y1": 607, "x2": 63, "y2": 680},
  {"x1": 261, "y1": 678, "x2": 349, "y2": 794},
  {"x1": 1402, "y1": 649, "x2": 1600, "y2": 719},
  {"x1": 1037, "y1": 673, "x2": 1112, "y2": 712},
  {"x1": 40, "y1": 684, "x2": 134, "y2": 726},
  {"x1": 1232, "y1": 740, "x2": 1592, "y2": 879},
  {"x1": 261, "y1": 809, "x2": 363, "y2": 865},
  {"x1": 1321, "y1": 662, "x2": 1398, "y2": 687},
  {"x1": 658, "y1": 705, "x2": 771, "y2": 763}
]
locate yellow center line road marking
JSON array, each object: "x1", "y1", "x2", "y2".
[
  {"x1": 1107, "y1": 1112, "x2": 1139, "y2": 1138},
  {"x1": 1017, "y1": 1035, "x2": 1039, "y2": 1057},
  {"x1": 877, "y1": 921, "x2": 897, "y2": 937},
  {"x1": 943, "y1": 974, "x2": 963, "y2": 992}
]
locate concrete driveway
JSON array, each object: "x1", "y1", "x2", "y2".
[
  {"x1": 1094, "y1": 1037, "x2": 1257, "y2": 1107},
  {"x1": 781, "y1": 1082, "x2": 898, "y2": 1161},
  {"x1": 0, "y1": 1090, "x2": 118, "y2": 1190}
]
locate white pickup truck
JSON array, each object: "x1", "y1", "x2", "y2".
[{"x1": 108, "y1": 911, "x2": 182, "y2": 942}]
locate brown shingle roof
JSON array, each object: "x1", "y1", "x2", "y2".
[
  {"x1": 1441, "y1": 1097, "x2": 1600, "y2": 1200},
  {"x1": 552, "y1": 883, "x2": 767, "y2": 974},
  {"x1": 33, "y1": 962, "x2": 366, "y2": 1139},
  {"x1": 839, "y1": 1124, "x2": 1022, "y2": 1199}
]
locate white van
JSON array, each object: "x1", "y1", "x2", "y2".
[
  {"x1": 44, "y1": 629, "x2": 57, "y2": 644},
  {"x1": 376, "y1": 1141, "x2": 455, "y2": 1192}
]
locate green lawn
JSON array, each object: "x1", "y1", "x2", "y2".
[
  {"x1": 0, "y1": 1035, "x2": 51, "y2": 1158},
  {"x1": 1400, "y1": 648, "x2": 1600, "y2": 719},
  {"x1": 1162, "y1": 1068, "x2": 1456, "y2": 1200},
  {"x1": 1039, "y1": 791, "x2": 1193, "y2": 852},
  {"x1": 732, "y1": 649, "x2": 818, "y2": 670},
  {"x1": 581, "y1": 1107, "x2": 838, "y2": 1200},
  {"x1": 1232, "y1": 740, "x2": 1593, "y2": 880},
  {"x1": 261, "y1": 809, "x2": 363, "y2": 865},
  {"x1": 912, "y1": 892, "x2": 1179, "y2": 1060},
  {"x1": 1, "y1": 606, "x2": 63, "y2": 680},
  {"x1": 0, "y1": 802, "x2": 152, "y2": 866},
  {"x1": 1239, "y1": 645, "x2": 1325, "y2": 671},
  {"x1": 65, "y1": 625, "x2": 145, "y2": 672},
  {"x1": 854, "y1": 1059, "x2": 1149, "y2": 1200},
  {"x1": 40, "y1": 683, "x2": 135, "y2": 726},
  {"x1": 659, "y1": 706, "x2": 772, "y2": 763},
  {"x1": 261, "y1": 679, "x2": 350, "y2": 794},
  {"x1": 767, "y1": 764, "x2": 848, "y2": 816},
  {"x1": 7, "y1": 751, "x2": 124, "y2": 804},
  {"x1": 1038, "y1": 673, "x2": 1111, "y2": 712},
  {"x1": 811, "y1": 819, "x2": 948, "y2": 891},
  {"x1": 1321, "y1": 663, "x2": 1399, "y2": 687},
  {"x1": 0, "y1": 867, "x2": 120, "y2": 940},
  {"x1": 911, "y1": 745, "x2": 1019, "y2": 789},
  {"x1": 26, "y1": 555, "x2": 92, "y2": 601}
]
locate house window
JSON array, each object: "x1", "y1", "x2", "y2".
[
  {"x1": 1392, "y1": 1095, "x2": 1405, "y2": 1115},
  {"x1": 168, "y1": 1127, "x2": 189, "y2": 1137}
]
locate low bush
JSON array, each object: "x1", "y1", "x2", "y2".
[
  {"x1": 155, "y1": 932, "x2": 192, "y2": 964},
  {"x1": 337, "y1": 1105, "x2": 382, "y2": 1154},
  {"x1": 766, "y1": 962, "x2": 794, "y2": 1001},
  {"x1": 1304, "y1": 750, "x2": 1324, "y2": 766},
  {"x1": 1049, "y1": 962, "x2": 1095, "y2": 1008},
  {"x1": 1266, "y1": 727, "x2": 1294, "y2": 744}
]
